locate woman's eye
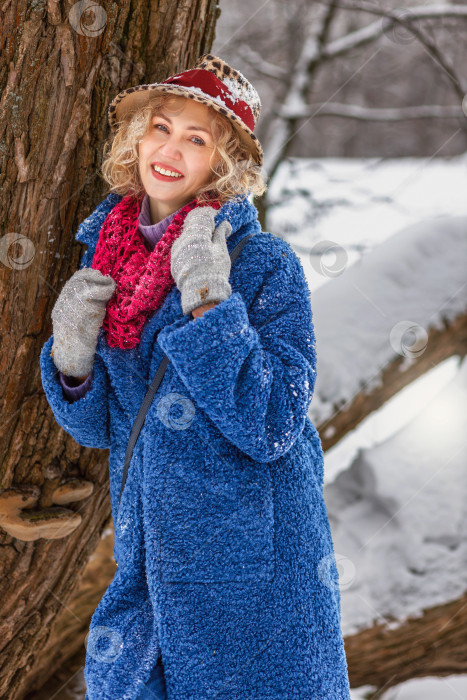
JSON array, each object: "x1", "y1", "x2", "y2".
[{"x1": 153, "y1": 123, "x2": 205, "y2": 146}]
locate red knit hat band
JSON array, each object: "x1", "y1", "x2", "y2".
[{"x1": 161, "y1": 69, "x2": 256, "y2": 131}]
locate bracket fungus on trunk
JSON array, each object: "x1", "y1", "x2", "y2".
[
  {"x1": 0, "y1": 478, "x2": 94, "y2": 541},
  {"x1": 52, "y1": 477, "x2": 94, "y2": 505}
]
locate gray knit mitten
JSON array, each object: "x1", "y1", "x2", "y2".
[
  {"x1": 170, "y1": 206, "x2": 233, "y2": 316},
  {"x1": 51, "y1": 267, "x2": 116, "y2": 377}
]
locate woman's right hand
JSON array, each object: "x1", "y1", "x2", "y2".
[{"x1": 51, "y1": 267, "x2": 116, "y2": 377}]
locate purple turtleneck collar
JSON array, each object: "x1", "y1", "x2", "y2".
[{"x1": 138, "y1": 194, "x2": 185, "y2": 250}]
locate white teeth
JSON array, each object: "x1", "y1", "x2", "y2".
[{"x1": 152, "y1": 164, "x2": 182, "y2": 178}]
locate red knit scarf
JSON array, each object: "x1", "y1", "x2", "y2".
[{"x1": 91, "y1": 190, "x2": 221, "y2": 350}]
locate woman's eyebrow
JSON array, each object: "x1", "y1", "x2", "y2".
[{"x1": 155, "y1": 113, "x2": 211, "y2": 134}]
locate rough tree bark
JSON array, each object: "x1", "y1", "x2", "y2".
[
  {"x1": 0, "y1": 1, "x2": 220, "y2": 697},
  {"x1": 345, "y1": 592, "x2": 467, "y2": 694}
]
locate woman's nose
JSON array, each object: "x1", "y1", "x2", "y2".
[{"x1": 158, "y1": 134, "x2": 181, "y2": 158}]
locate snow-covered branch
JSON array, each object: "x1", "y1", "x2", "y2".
[
  {"x1": 276, "y1": 102, "x2": 464, "y2": 122},
  {"x1": 307, "y1": 216, "x2": 467, "y2": 447},
  {"x1": 263, "y1": 2, "x2": 339, "y2": 173},
  {"x1": 327, "y1": 358, "x2": 467, "y2": 686},
  {"x1": 320, "y1": 4, "x2": 467, "y2": 63},
  {"x1": 237, "y1": 44, "x2": 287, "y2": 80},
  {"x1": 319, "y1": 2, "x2": 467, "y2": 100}
]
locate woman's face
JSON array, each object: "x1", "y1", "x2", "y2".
[{"x1": 138, "y1": 96, "x2": 218, "y2": 222}]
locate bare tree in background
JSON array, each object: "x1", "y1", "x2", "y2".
[
  {"x1": 214, "y1": 0, "x2": 467, "y2": 227},
  {"x1": 0, "y1": 2, "x2": 220, "y2": 697}
]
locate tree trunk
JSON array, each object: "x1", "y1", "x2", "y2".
[
  {"x1": 0, "y1": 1, "x2": 220, "y2": 697},
  {"x1": 23, "y1": 521, "x2": 116, "y2": 700}
]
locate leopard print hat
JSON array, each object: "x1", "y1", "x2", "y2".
[{"x1": 107, "y1": 54, "x2": 263, "y2": 167}]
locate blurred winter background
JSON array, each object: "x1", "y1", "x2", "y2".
[{"x1": 215, "y1": 1, "x2": 467, "y2": 699}]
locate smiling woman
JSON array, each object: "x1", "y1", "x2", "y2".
[
  {"x1": 137, "y1": 98, "x2": 222, "y2": 222},
  {"x1": 99, "y1": 91, "x2": 267, "y2": 221},
  {"x1": 41, "y1": 54, "x2": 352, "y2": 700}
]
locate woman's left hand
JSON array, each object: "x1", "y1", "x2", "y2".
[{"x1": 170, "y1": 206, "x2": 233, "y2": 317}]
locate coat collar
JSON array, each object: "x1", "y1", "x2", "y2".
[
  {"x1": 75, "y1": 191, "x2": 261, "y2": 254},
  {"x1": 214, "y1": 193, "x2": 262, "y2": 248}
]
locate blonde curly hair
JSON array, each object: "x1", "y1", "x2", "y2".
[{"x1": 100, "y1": 93, "x2": 268, "y2": 206}]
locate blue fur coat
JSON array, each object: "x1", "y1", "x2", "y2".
[{"x1": 40, "y1": 193, "x2": 351, "y2": 699}]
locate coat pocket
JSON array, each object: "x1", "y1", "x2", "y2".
[{"x1": 159, "y1": 443, "x2": 275, "y2": 584}]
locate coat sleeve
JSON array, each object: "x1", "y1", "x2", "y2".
[
  {"x1": 75, "y1": 192, "x2": 123, "y2": 269},
  {"x1": 156, "y1": 244, "x2": 317, "y2": 463},
  {"x1": 38, "y1": 194, "x2": 122, "y2": 449},
  {"x1": 40, "y1": 335, "x2": 111, "y2": 450}
]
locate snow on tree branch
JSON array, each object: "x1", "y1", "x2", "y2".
[{"x1": 276, "y1": 102, "x2": 464, "y2": 122}]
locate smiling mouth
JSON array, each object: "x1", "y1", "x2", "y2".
[{"x1": 151, "y1": 163, "x2": 184, "y2": 178}]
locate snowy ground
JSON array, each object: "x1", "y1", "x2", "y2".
[
  {"x1": 325, "y1": 354, "x2": 467, "y2": 633},
  {"x1": 266, "y1": 152, "x2": 467, "y2": 284},
  {"x1": 350, "y1": 674, "x2": 467, "y2": 699}
]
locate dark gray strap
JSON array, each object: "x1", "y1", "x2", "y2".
[{"x1": 117, "y1": 232, "x2": 255, "y2": 512}]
